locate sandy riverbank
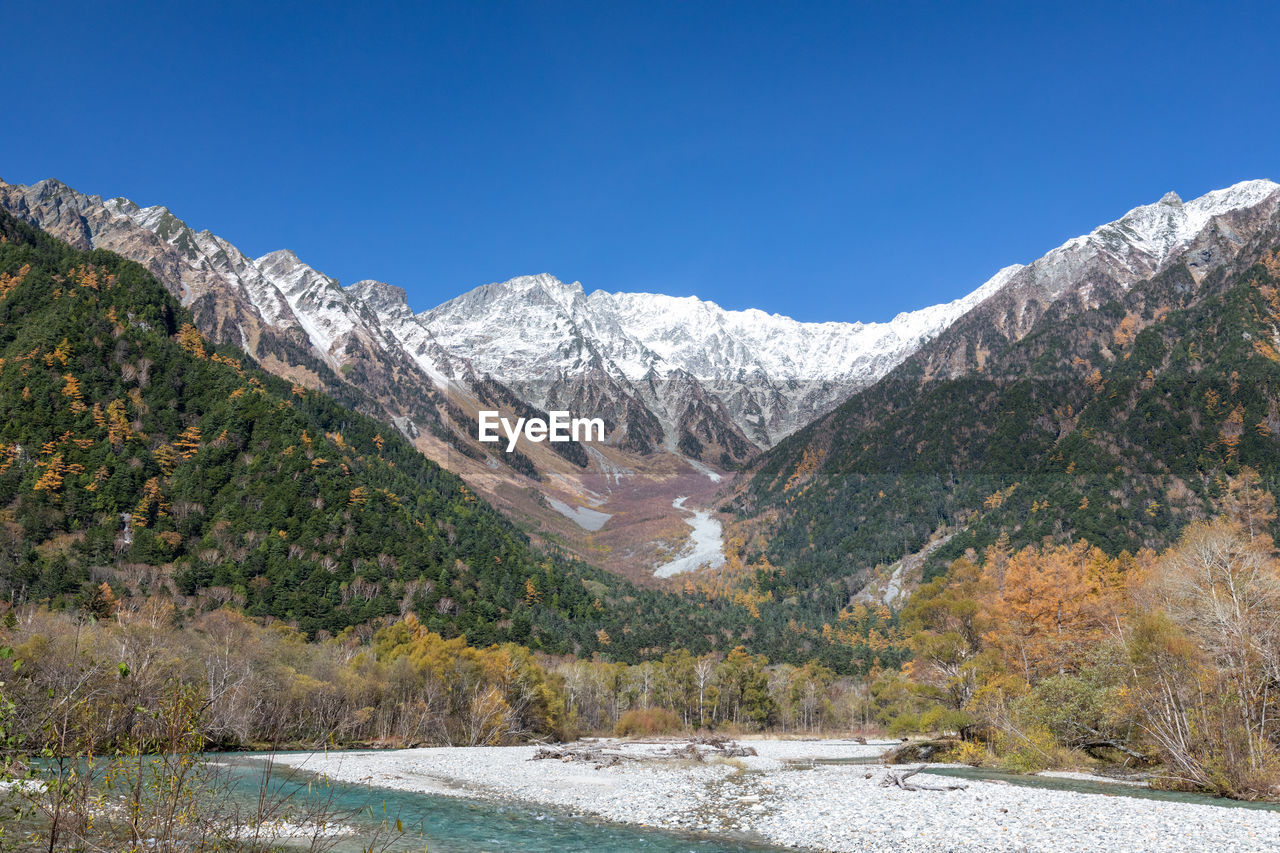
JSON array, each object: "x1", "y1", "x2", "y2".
[{"x1": 270, "y1": 738, "x2": 1280, "y2": 852}]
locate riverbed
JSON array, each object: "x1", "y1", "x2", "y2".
[
  {"x1": 269, "y1": 738, "x2": 1280, "y2": 852},
  {"x1": 214, "y1": 753, "x2": 783, "y2": 852},
  {"x1": 653, "y1": 496, "x2": 725, "y2": 577}
]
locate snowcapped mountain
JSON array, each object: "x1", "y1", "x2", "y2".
[
  {"x1": 2, "y1": 176, "x2": 1277, "y2": 464},
  {"x1": 912, "y1": 179, "x2": 1280, "y2": 380},
  {"x1": 414, "y1": 267, "x2": 1021, "y2": 447},
  {"x1": 4, "y1": 174, "x2": 1278, "y2": 582}
]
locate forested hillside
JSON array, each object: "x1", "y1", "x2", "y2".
[
  {"x1": 730, "y1": 239, "x2": 1280, "y2": 608},
  {"x1": 0, "y1": 209, "x2": 819, "y2": 663}
]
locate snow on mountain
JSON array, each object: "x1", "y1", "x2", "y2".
[
  {"x1": 1069, "y1": 180, "x2": 1279, "y2": 268},
  {"x1": 410, "y1": 265, "x2": 1026, "y2": 444},
  {"x1": 962, "y1": 179, "x2": 1280, "y2": 346},
  {"x1": 594, "y1": 263, "x2": 1025, "y2": 382}
]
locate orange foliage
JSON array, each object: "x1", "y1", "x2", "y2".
[
  {"x1": 977, "y1": 541, "x2": 1130, "y2": 680},
  {"x1": 1112, "y1": 313, "x2": 1139, "y2": 348},
  {"x1": 105, "y1": 399, "x2": 134, "y2": 445},
  {"x1": 176, "y1": 323, "x2": 207, "y2": 359},
  {"x1": 132, "y1": 477, "x2": 170, "y2": 528},
  {"x1": 0, "y1": 264, "x2": 31, "y2": 300},
  {"x1": 174, "y1": 425, "x2": 203, "y2": 459},
  {"x1": 33, "y1": 454, "x2": 67, "y2": 492},
  {"x1": 784, "y1": 446, "x2": 824, "y2": 492}
]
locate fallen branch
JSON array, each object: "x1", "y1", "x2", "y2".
[
  {"x1": 1078, "y1": 739, "x2": 1147, "y2": 760},
  {"x1": 879, "y1": 764, "x2": 967, "y2": 792}
]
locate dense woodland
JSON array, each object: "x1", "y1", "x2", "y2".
[
  {"x1": 879, "y1": 469, "x2": 1280, "y2": 799},
  {"x1": 0, "y1": 605, "x2": 847, "y2": 752}
]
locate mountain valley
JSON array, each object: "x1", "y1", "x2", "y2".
[{"x1": 4, "y1": 177, "x2": 1280, "y2": 599}]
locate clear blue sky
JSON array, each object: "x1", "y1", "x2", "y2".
[{"x1": 3, "y1": 1, "x2": 1277, "y2": 322}]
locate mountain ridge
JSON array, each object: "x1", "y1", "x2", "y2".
[
  {"x1": 3, "y1": 175, "x2": 1278, "y2": 586},
  {"x1": 0, "y1": 205, "x2": 834, "y2": 663},
  {"x1": 0, "y1": 176, "x2": 1025, "y2": 450},
  {"x1": 725, "y1": 179, "x2": 1280, "y2": 616}
]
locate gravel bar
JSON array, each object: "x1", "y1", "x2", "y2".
[{"x1": 269, "y1": 739, "x2": 1280, "y2": 852}]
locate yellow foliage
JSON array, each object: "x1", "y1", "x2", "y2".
[
  {"x1": 132, "y1": 477, "x2": 170, "y2": 527},
  {"x1": 1220, "y1": 404, "x2": 1245, "y2": 453},
  {"x1": 0, "y1": 264, "x2": 31, "y2": 300},
  {"x1": 524, "y1": 578, "x2": 541, "y2": 604},
  {"x1": 154, "y1": 443, "x2": 180, "y2": 477},
  {"x1": 84, "y1": 465, "x2": 109, "y2": 492},
  {"x1": 0, "y1": 444, "x2": 19, "y2": 474},
  {"x1": 45, "y1": 339, "x2": 72, "y2": 367},
  {"x1": 33, "y1": 454, "x2": 67, "y2": 492},
  {"x1": 61, "y1": 373, "x2": 82, "y2": 401},
  {"x1": 984, "y1": 483, "x2": 1018, "y2": 510},
  {"x1": 950, "y1": 739, "x2": 992, "y2": 767},
  {"x1": 69, "y1": 264, "x2": 111, "y2": 291},
  {"x1": 1112, "y1": 313, "x2": 1139, "y2": 348},
  {"x1": 176, "y1": 323, "x2": 207, "y2": 358},
  {"x1": 174, "y1": 425, "x2": 203, "y2": 459},
  {"x1": 977, "y1": 541, "x2": 1128, "y2": 680},
  {"x1": 784, "y1": 446, "x2": 825, "y2": 492},
  {"x1": 106, "y1": 399, "x2": 134, "y2": 445}
]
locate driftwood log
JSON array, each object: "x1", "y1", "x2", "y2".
[
  {"x1": 1078, "y1": 739, "x2": 1147, "y2": 760},
  {"x1": 883, "y1": 738, "x2": 959, "y2": 764},
  {"x1": 879, "y1": 764, "x2": 968, "y2": 792},
  {"x1": 529, "y1": 737, "x2": 757, "y2": 768},
  {"x1": 529, "y1": 746, "x2": 621, "y2": 768},
  {"x1": 689, "y1": 735, "x2": 758, "y2": 757}
]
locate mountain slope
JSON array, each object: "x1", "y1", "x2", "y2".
[
  {"x1": 0, "y1": 178, "x2": 1001, "y2": 455},
  {"x1": 5, "y1": 177, "x2": 1278, "y2": 592},
  {"x1": 418, "y1": 267, "x2": 1017, "y2": 449},
  {"x1": 0, "y1": 207, "x2": 816, "y2": 662},
  {"x1": 729, "y1": 181, "x2": 1280, "y2": 611},
  {"x1": 0, "y1": 177, "x2": 1015, "y2": 583}
]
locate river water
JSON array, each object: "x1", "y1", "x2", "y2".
[{"x1": 216, "y1": 755, "x2": 787, "y2": 852}]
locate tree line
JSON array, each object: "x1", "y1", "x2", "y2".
[{"x1": 875, "y1": 468, "x2": 1280, "y2": 799}]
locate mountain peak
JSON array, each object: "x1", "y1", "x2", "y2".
[
  {"x1": 499, "y1": 273, "x2": 583, "y2": 294},
  {"x1": 32, "y1": 177, "x2": 71, "y2": 193},
  {"x1": 256, "y1": 248, "x2": 302, "y2": 266},
  {"x1": 1160, "y1": 191, "x2": 1183, "y2": 205},
  {"x1": 346, "y1": 279, "x2": 410, "y2": 314}
]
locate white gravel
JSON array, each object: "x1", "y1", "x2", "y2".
[{"x1": 269, "y1": 739, "x2": 1280, "y2": 852}]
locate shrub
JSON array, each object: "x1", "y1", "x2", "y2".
[
  {"x1": 919, "y1": 705, "x2": 974, "y2": 735},
  {"x1": 948, "y1": 739, "x2": 992, "y2": 767},
  {"x1": 614, "y1": 708, "x2": 682, "y2": 737},
  {"x1": 885, "y1": 712, "x2": 921, "y2": 737},
  {"x1": 993, "y1": 725, "x2": 1072, "y2": 774}
]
